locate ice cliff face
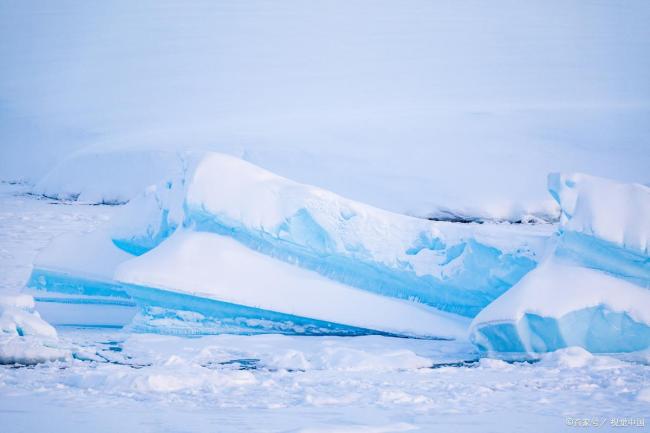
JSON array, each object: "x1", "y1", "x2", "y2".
[{"x1": 470, "y1": 173, "x2": 650, "y2": 355}]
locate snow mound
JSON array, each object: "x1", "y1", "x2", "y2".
[
  {"x1": 470, "y1": 173, "x2": 650, "y2": 355},
  {"x1": 32, "y1": 148, "x2": 188, "y2": 204},
  {"x1": 538, "y1": 347, "x2": 624, "y2": 370},
  {"x1": 0, "y1": 294, "x2": 68, "y2": 365}
]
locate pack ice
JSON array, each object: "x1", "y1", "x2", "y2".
[
  {"x1": 470, "y1": 173, "x2": 650, "y2": 354},
  {"x1": 27, "y1": 152, "x2": 549, "y2": 339}
]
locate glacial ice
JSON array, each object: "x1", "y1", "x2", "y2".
[
  {"x1": 470, "y1": 173, "x2": 650, "y2": 355},
  {"x1": 27, "y1": 152, "x2": 552, "y2": 337},
  {"x1": 179, "y1": 153, "x2": 549, "y2": 317}
]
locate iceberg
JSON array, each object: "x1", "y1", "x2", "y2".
[
  {"x1": 470, "y1": 173, "x2": 650, "y2": 355},
  {"x1": 27, "y1": 152, "x2": 551, "y2": 336},
  {"x1": 179, "y1": 153, "x2": 549, "y2": 318}
]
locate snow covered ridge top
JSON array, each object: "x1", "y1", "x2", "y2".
[{"x1": 548, "y1": 172, "x2": 650, "y2": 255}]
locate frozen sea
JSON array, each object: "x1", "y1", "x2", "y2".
[{"x1": 0, "y1": 183, "x2": 648, "y2": 433}]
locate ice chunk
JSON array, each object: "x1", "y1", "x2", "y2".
[
  {"x1": 111, "y1": 181, "x2": 185, "y2": 256},
  {"x1": 25, "y1": 230, "x2": 137, "y2": 327},
  {"x1": 548, "y1": 172, "x2": 649, "y2": 255},
  {"x1": 470, "y1": 259, "x2": 650, "y2": 354},
  {"x1": 180, "y1": 153, "x2": 549, "y2": 317},
  {"x1": 115, "y1": 230, "x2": 470, "y2": 339},
  {"x1": 548, "y1": 172, "x2": 650, "y2": 286},
  {"x1": 470, "y1": 173, "x2": 650, "y2": 355},
  {"x1": 109, "y1": 151, "x2": 200, "y2": 255},
  {"x1": 0, "y1": 294, "x2": 68, "y2": 365}
]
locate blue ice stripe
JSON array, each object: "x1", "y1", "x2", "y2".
[
  {"x1": 471, "y1": 306, "x2": 650, "y2": 355},
  {"x1": 185, "y1": 206, "x2": 536, "y2": 317},
  {"x1": 556, "y1": 231, "x2": 650, "y2": 287},
  {"x1": 122, "y1": 282, "x2": 420, "y2": 338},
  {"x1": 27, "y1": 268, "x2": 132, "y2": 299},
  {"x1": 34, "y1": 296, "x2": 136, "y2": 307}
]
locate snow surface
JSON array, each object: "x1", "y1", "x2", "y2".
[
  {"x1": 1, "y1": 184, "x2": 649, "y2": 432},
  {"x1": 2, "y1": 329, "x2": 650, "y2": 433},
  {"x1": 31, "y1": 230, "x2": 132, "y2": 280},
  {"x1": 2, "y1": 1, "x2": 649, "y2": 221},
  {"x1": 0, "y1": 182, "x2": 115, "y2": 296}
]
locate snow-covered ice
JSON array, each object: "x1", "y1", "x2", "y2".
[
  {"x1": 1, "y1": 183, "x2": 649, "y2": 432},
  {"x1": 1, "y1": 0, "x2": 650, "y2": 430},
  {"x1": 0, "y1": 293, "x2": 68, "y2": 365},
  {"x1": 119, "y1": 152, "x2": 550, "y2": 319},
  {"x1": 470, "y1": 173, "x2": 650, "y2": 355},
  {"x1": 27, "y1": 152, "x2": 550, "y2": 335},
  {"x1": 184, "y1": 154, "x2": 549, "y2": 318},
  {"x1": 116, "y1": 230, "x2": 469, "y2": 339}
]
